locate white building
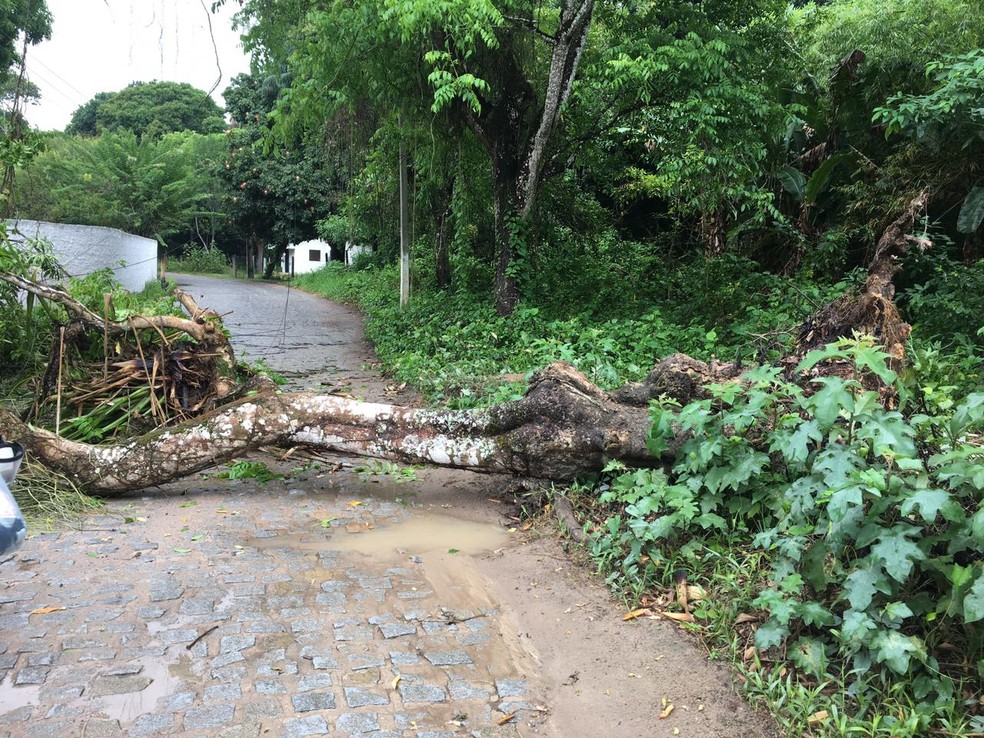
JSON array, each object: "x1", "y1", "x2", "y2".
[
  {"x1": 284, "y1": 238, "x2": 336, "y2": 276},
  {"x1": 6, "y1": 220, "x2": 157, "y2": 293}
]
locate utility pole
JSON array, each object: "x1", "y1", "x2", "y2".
[{"x1": 399, "y1": 137, "x2": 410, "y2": 308}]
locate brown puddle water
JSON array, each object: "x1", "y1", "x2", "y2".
[{"x1": 329, "y1": 514, "x2": 511, "y2": 559}]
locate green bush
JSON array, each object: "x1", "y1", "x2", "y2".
[
  {"x1": 174, "y1": 244, "x2": 229, "y2": 274},
  {"x1": 591, "y1": 337, "x2": 984, "y2": 734}
]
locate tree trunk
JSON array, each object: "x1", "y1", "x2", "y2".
[
  {"x1": 0, "y1": 194, "x2": 925, "y2": 495},
  {"x1": 0, "y1": 357, "x2": 732, "y2": 494},
  {"x1": 492, "y1": 157, "x2": 522, "y2": 316},
  {"x1": 434, "y1": 179, "x2": 453, "y2": 290}
]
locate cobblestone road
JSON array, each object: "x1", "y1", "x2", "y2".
[{"x1": 0, "y1": 469, "x2": 540, "y2": 738}]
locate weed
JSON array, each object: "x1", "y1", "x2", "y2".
[{"x1": 215, "y1": 460, "x2": 284, "y2": 483}]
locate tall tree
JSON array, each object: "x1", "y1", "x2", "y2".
[
  {"x1": 66, "y1": 81, "x2": 226, "y2": 138},
  {"x1": 230, "y1": 0, "x2": 595, "y2": 315},
  {"x1": 219, "y1": 73, "x2": 340, "y2": 276}
]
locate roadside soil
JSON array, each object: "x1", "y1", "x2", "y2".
[{"x1": 0, "y1": 275, "x2": 778, "y2": 738}]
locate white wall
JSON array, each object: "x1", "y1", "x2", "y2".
[
  {"x1": 7, "y1": 220, "x2": 158, "y2": 293},
  {"x1": 286, "y1": 239, "x2": 336, "y2": 275}
]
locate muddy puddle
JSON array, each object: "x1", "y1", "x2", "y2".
[{"x1": 329, "y1": 514, "x2": 511, "y2": 559}]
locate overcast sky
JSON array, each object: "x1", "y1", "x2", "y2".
[{"x1": 23, "y1": 0, "x2": 252, "y2": 131}]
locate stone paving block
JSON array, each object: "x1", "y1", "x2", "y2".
[
  {"x1": 312, "y1": 655, "x2": 339, "y2": 670},
  {"x1": 449, "y1": 680, "x2": 493, "y2": 700},
  {"x1": 40, "y1": 685, "x2": 84, "y2": 702},
  {"x1": 14, "y1": 666, "x2": 49, "y2": 685},
  {"x1": 61, "y1": 636, "x2": 104, "y2": 650},
  {"x1": 44, "y1": 703, "x2": 84, "y2": 719},
  {"x1": 243, "y1": 696, "x2": 284, "y2": 720},
  {"x1": 298, "y1": 673, "x2": 333, "y2": 692},
  {"x1": 314, "y1": 591, "x2": 347, "y2": 608},
  {"x1": 72, "y1": 718, "x2": 122, "y2": 737},
  {"x1": 256, "y1": 680, "x2": 287, "y2": 695},
  {"x1": 494, "y1": 679, "x2": 530, "y2": 698},
  {"x1": 424, "y1": 650, "x2": 472, "y2": 667},
  {"x1": 291, "y1": 619, "x2": 321, "y2": 633},
  {"x1": 389, "y1": 651, "x2": 419, "y2": 666},
  {"x1": 212, "y1": 651, "x2": 246, "y2": 669},
  {"x1": 26, "y1": 653, "x2": 54, "y2": 667},
  {"x1": 379, "y1": 621, "x2": 417, "y2": 639},
  {"x1": 220, "y1": 635, "x2": 255, "y2": 653},
  {"x1": 217, "y1": 723, "x2": 262, "y2": 738},
  {"x1": 347, "y1": 653, "x2": 384, "y2": 671},
  {"x1": 178, "y1": 597, "x2": 215, "y2": 616},
  {"x1": 136, "y1": 607, "x2": 166, "y2": 619},
  {"x1": 343, "y1": 686, "x2": 390, "y2": 708},
  {"x1": 128, "y1": 712, "x2": 175, "y2": 737},
  {"x1": 336, "y1": 712, "x2": 380, "y2": 734},
  {"x1": 246, "y1": 619, "x2": 286, "y2": 634},
  {"x1": 148, "y1": 578, "x2": 183, "y2": 602},
  {"x1": 89, "y1": 675, "x2": 153, "y2": 697},
  {"x1": 157, "y1": 629, "x2": 198, "y2": 646},
  {"x1": 77, "y1": 648, "x2": 118, "y2": 662},
  {"x1": 398, "y1": 683, "x2": 447, "y2": 703},
  {"x1": 211, "y1": 665, "x2": 248, "y2": 683},
  {"x1": 291, "y1": 691, "x2": 337, "y2": 712},
  {"x1": 184, "y1": 704, "x2": 236, "y2": 730},
  {"x1": 161, "y1": 692, "x2": 196, "y2": 709},
  {"x1": 204, "y1": 682, "x2": 243, "y2": 703},
  {"x1": 256, "y1": 660, "x2": 297, "y2": 676},
  {"x1": 457, "y1": 632, "x2": 492, "y2": 646},
  {"x1": 283, "y1": 715, "x2": 330, "y2": 737}
]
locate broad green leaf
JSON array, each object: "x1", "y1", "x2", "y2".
[
  {"x1": 839, "y1": 610, "x2": 877, "y2": 650},
  {"x1": 871, "y1": 528, "x2": 926, "y2": 582},
  {"x1": 797, "y1": 601, "x2": 836, "y2": 627},
  {"x1": 753, "y1": 618, "x2": 788, "y2": 650},
  {"x1": 851, "y1": 345, "x2": 898, "y2": 385},
  {"x1": 807, "y1": 376, "x2": 857, "y2": 429},
  {"x1": 957, "y1": 185, "x2": 984, "y2": 234},
  {"x1": 827, "y1": 484, "x2": 863, "y2": 522},
  {"x1": 881, "y1": 601, "x2": 913, "y2": 625},
  {"x1": 789, "y1": 637, "x2": 827, "y2": 677},
  {"x1": 899, "y1": 488, "x2": 951, "y2": 523},
  {"x1": 871, "y1": 630, "x2": 925, "y2": 674},
  {"x1": 813, "y1": 446, "x2": 862, "y2": 488},
  {"x1": 842, "y1": 566, "x2": 884, "y2": 610},
  {"x1": 804, "y1": 153, "x2": 850, "y2": 204},
  {"x1": 963, "y1": 571, "x2": 984, "y2": 623},
  {"x1": 854, "y1": 410, "x2": 916, "y2": 458},
  {"x1": 778, "y1": 166, "x2": 806, "y2": 200}
]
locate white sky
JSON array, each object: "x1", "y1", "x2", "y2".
[{"x1": 23, "y1": 0, "x2": 252, "y2": 131}]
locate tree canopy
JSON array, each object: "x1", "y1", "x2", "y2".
[{"x1": 65, "y1": 81, "x2": 226, "y2": 138}]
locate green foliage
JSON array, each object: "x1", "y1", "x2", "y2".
[
  {"x1": 792, "y1": 0, "x2": 984, "y2": 106},
  {"x1": 901, "y1": 249, "x2": 984, "y2": 346},
  {"x1": 66, "y1": 81, "x2": 226, "y2": 138},
  {"x1": 0, "y1": 226, "x2": 63, "y2": 372},
  {"x1": 0, "y1": 0, "x2": 50, "y2": 81},
  {"x1": 590, "y1": 338, "x2": 984, "y2": 733},
  {"x1": 174, "y1": 243, "x2": 229, "y2": 274},
  {"x1": 13, "y1": 130, "x2": 224, "y2": 242},
  {"x1": 215, "y1": 460, "x2": 284, "y2": 483}
]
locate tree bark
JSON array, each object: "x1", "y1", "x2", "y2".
[
  {"x1": 0, "y1": 355, "x2": 742, "y2": 494},
  {"x1": 465, "y1": 0, "x2": 596, "y2": 315}
]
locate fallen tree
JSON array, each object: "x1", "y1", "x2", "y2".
[{"x1": 0, "y1": 194, "x2": 928, "y2": 493}]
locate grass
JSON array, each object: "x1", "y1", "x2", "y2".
[{"x1": 13, "y1": 458, "x2": 104, "y2": 531}]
